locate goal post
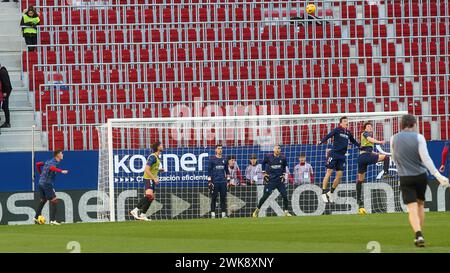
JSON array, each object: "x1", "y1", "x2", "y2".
[{"x1": 97, "y1": 111, "x2": 407, "y2": 222}]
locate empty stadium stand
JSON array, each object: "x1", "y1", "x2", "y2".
[{"x1": 14, "y1": 0, "x2": 450, "y2": 150}]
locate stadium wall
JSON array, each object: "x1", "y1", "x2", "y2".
[
  {"x1": 0, "y1": 141, "x2": 448, "y2": 225},
  {"x1": 0, "y1": 141, "x2": 448, "y2": 192},
  {"x1": 1, "y1": 182, "x2": 450, "y2": 225}
]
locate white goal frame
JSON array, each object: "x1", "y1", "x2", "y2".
[{"x1": 100, "y1": 111, "x2": 407, "y2": 222}]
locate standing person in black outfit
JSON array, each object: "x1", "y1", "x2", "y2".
[{"x1": 0, "y1": 64, "x2": 12, "y2": 128}]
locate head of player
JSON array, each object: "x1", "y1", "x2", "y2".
[
  {"x1": 340, "y1": 116, "x2": 349, "y2": 129},
  {"x1": 363, "y1": 122, "x2": 372, "y2": 133},
  {"x1": 250, "y1": 154, "x2": 258, "y2": 166},
  {"x1": 151, "y1": 141, "x2": 163, "y2": 155},
  {"x1": 273, "y1": 144, "x2": 281, "y2": 157},
  {"x1": 299, "y1": 154, "x2": 306, "y2": 165},
  {"x1": 401, "y1": 114, "x2": 417, "y2": 131},
  {"x1": 227, "y1": 155, "x2": 236, "y2": 168},
  {"x1": 215, "y1": 144, "x2": 223, "y2": 158},
  {"x1": 54, "y1": 150, "x2": 64, "y2": 162}
]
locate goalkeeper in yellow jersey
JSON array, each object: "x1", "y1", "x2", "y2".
[
  {"x1": 130, "y1": 141, "x2": 164, "y2": 221},
  {"x1": 356, "y1": 122, "x2": 390, "y2": 215}
]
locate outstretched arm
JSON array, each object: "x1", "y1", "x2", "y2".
[
  {"x1": 417, "y1": 134, "x2": 448, "y2": 187},
  {"x1": 349, "y1": 132, "x2": 361, "y2": 148},
  {"x1": 364, "y1": 132, "x2": 385, "y2": 144},
  {"x1": 49, "y1": 166, "x2": 63, "y2": 173},
  {"x1": 390, "y1": 136, "x2": 396, "y2": 163},
  {"x1": 319, "y1": 128, "x2": 336, "y2": 144},
  {"x1": 417, "y1": 134, "x2": 439, "y2": 175}
]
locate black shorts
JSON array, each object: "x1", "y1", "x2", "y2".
[
  {"x1": 357, "y1": 152, "x2": 380, "y2": 174},
  {"x1": 326, "y1": 157, "x2": 345, "y2": 171},
  {"x1": 144, "y1": 178, "x2": 156, "y2": 191},
  {"x1": 38, "y1": 183, "x2": 56, "y2": 200},
  {"x1": 399, "y1": 173, "x2": 428, "y2": 204}
]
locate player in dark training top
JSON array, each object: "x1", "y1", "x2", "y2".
[
  {"x1": 252, "y1": 145, "x2": 292, "y2": 218},
  {"x1": 356, "y1": 122, "x2": 391, "y2": 215},
  {"x1": 33, "y1": 150, "x2": 69, "y2": 225},
  {"x1": 318, "y1": 116, "x2": 360, "y2": 203},
  {"x1": 130, "y1": 141, "x2": 164, "y2": 221},
  {"x1": 208, "y1": 144, "x2": 230, "y2": 218}
]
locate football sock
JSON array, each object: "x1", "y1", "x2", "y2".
[
  {"x1": 415, "y1": 231, "x2": 423, "y2": 239},
  {"x1": 282, "y1": 196, "x2": 289, "y2": 211},
  {"x1": 141, "y1": 195, "x2": 154, "y2": 214},
  {"x1": 383, "y1": 156, "x2": 390, "y2": 174},
  {"x1": 34, "y1": 199, "x2": 47, "y2": 218},
  {"x1": 356, "y1": 181, "x2": 364, "y2": 205},
  {"x1": 257, "y1": 192, "x2": 271, "y2": 209},
  {"x1": 50, "y1": 200, "x2": 58, "y2": 222}
]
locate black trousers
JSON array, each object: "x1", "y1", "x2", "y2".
[
  {"x1": 2, "y1": 92, "x2": 10, "y2": 124},
  {"x1": 210, "y1": 183, "x2": 227, "y2": 213},
  {"x1": 24, "y1": 34, "x2": 37, "y2": 52}
]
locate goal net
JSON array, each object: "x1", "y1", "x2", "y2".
[{"x1": 97, "y1": 111, "x2": 407, "y2": 222}]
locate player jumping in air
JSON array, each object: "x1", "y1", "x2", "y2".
[
  {"x1": 318, "y1": 116, "x2": 360, "y2": 203},
  {"x1": 208, "y1": 144, "x2": 230, "y2": 219},
  {"x1": 356, "y1": 122, "x2": 391, "y2": 215},
  {"x1": 252, "y1": 145, "x2": 292, "y2": 218},
  {"x1": 130, "y1": 141, "x2": 164, "y2": 221},
  {"x1": 33, "y1": 150, "x2": 69, "y2": 225}
]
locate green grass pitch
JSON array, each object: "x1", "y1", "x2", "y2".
[{"x1": 0, "y1": 212, "x2": 449, "y2": 253}]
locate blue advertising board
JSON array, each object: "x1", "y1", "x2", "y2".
[{"x1": 0, "y1": 141, "x2": 448, "y2": 192}]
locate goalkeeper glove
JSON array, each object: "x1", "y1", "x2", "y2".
[
  {"x1": 207, "y1": 177, "x2": 214, "y2": 190},
  {"x1": 434, "y1": 171, "x2": 449, "y2": 188},
  {"x1": 263, "y1": 173, "x2": 269, "y2": 184},
  {"x1": 280, "y1": 175, "x2": 286, "y2": 184},
  {"x1": 208, "y1": 183, "x2": 214, "y2": 196}
]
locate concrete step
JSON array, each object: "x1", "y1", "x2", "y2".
[
  {"x1": 0, "y1": 52, "x2": 22, "y2": 69},
  {"x1": 0, "y1": 1, "x2": 21, "y2": 10},
  {"x1": 0, "y1": 36, "x2": 24, "y2": 51},
  {"x1": 7, "y1": 71, "x2": 25, "y2": 88},
  {"x1": 9, "y1": 90, "x2": 32, "y2": 106},
  {"x1": 0, "y1": 127, "x2": 45, "y2": 152},
  {"x1": 0, "y1": 20, "x2": 22, "y2": 34},
  {"x1": 9, "y1": 105, "x2": 33, "y2": 111},
  {"x1": 0, "y1": 110, "x2": 35, "y2": 127}
]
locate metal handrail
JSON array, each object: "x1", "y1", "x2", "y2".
[
  {"x1": 30, "y1": 54, "x2": 450, "y2": 69},
  {"x1": 34, "y1": 15, "x2": 450, "y2": 29},
  {"x1": 29, "y1": 34, "x2": 450, "y2": 49}
]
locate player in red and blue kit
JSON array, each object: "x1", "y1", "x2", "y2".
[
  {"x1": 252, "y1": 145, "x2": 292, "y2": 218},
  {"x1": 439, "y1": 141, "x2": 450, "y2": 178},
  {"x1": 33, "y1": 150, "x2": 69, "y2": 225},
  {"x1": 318, "y1": 116, "x2": 360, "y2": 203},
  {"x1": 207, "y1": 144, "x2": 230, "y2": 219}
]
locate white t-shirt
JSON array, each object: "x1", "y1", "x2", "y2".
[{"x1": 293, "y1": 163, "x2": 314, "y2": 184}]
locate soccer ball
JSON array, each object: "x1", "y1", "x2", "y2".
[
  {"x1": 37, "y1": 215, "x2": 46, "y2": 225},
  {"x1": 306, "y1": 4, "x2": 316, "y2": 15}
]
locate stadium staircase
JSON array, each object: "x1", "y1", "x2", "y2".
[
  {"x1": 0, "y1": 2, "x2": 45, "y2": 151},
  {"x1": 13, "y1": 0, "x2": 450, "y2": 151}
]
